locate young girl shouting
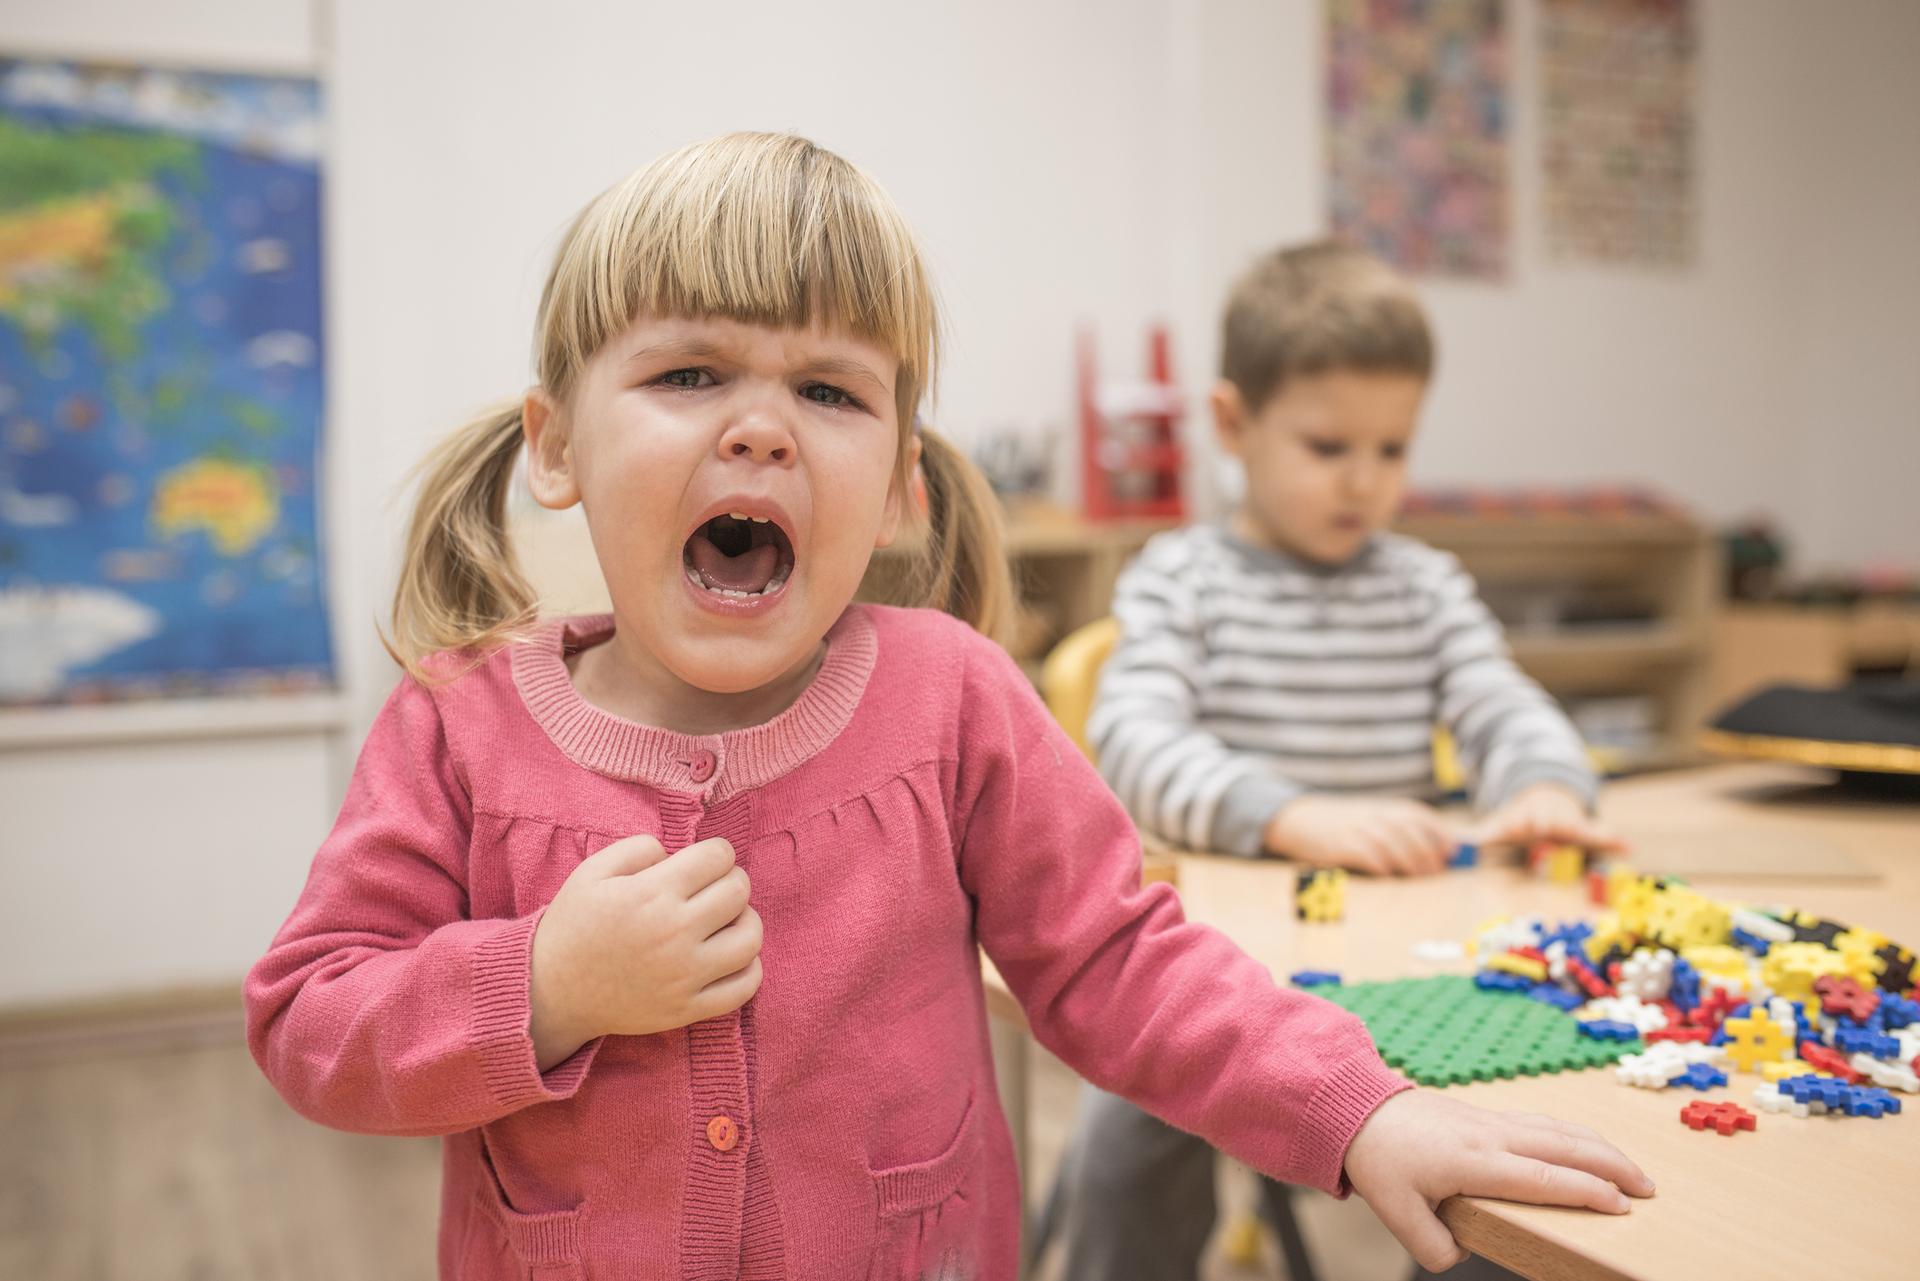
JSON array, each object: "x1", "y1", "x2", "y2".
[{"x1": 246, "y1": 132, "x2": 1651, "y2": 1280}]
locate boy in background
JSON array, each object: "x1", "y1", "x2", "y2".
[{"x1": 1059, "y1": 242, "x2": 1622, "y2": 1278}]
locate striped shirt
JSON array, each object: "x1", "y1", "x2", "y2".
[{"x1": 1086, "y1": 524, "x2": 1596, "y2": 856}]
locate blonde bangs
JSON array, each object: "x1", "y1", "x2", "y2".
[{"x1": 540, "y1": 132, "x2": 936, "y2": 429}]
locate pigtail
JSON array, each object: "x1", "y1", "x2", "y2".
[
  {"x1": 909, "y1": 427, "x2": 1014, "y2": 645},
  {"x1": 385, "y1": 399, "x2": 538, "y2": 677}
]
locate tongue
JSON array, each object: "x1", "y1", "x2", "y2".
[{"x1": 689, "y1": 533, "x2": 779, "y2": 593}]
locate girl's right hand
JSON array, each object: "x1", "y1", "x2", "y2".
[
  {"x1": 529, "y1": 835, "x2": 763, "y2": 1070},
  {"x1": 1343, "y1": 1089, "x2": 1655, "y2": 1272}
]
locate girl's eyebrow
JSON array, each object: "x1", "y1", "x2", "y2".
[
  {"x1": 621, "y1": 338, "x2": 726, "y2": 370},
  {"x1": 798, "y1": 356, "x2": 890, "y2": 394}
]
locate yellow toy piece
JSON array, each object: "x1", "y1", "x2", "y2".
[
  {"x1": 1611, "y1": 876, "x2": 1661, "y2": 936},
  {"x1": 1724, "y1": 1009, "x2": 1795, "y2": 1074},
  {"x1": 1681, "y1": 944, "x2": 1750, "y2": 987},
  {"x1": 1762, "y1": 942, "x2": 1852, "y2": 1008},
  {"x1": 1485, "y1": 953, "x2": 1549, "y2": 983},
  {"x1": 1543, "y1": 845, "x2": 1585, "y2": 884},
  {"x1": 1583, "y1": 919, "x2": 1629, "y2": 965},
  {"x1": 1646, "y1": 888, "x2": 1729, "y2": 951},
  {"x1": 1761, "y1": 1058, "x2": 1826, "y2": 1083},
  {"x1": 1296, "y1": 868, "x2": 1348, "y2": 923},
  {"x1": 1602, "y1": 866, "x2": 1638, "y2": 909},
  {"x1": 1833, "y1": 928, "x2": 1890, "y2": 987}
]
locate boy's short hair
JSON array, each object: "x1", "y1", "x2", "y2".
[{"x1": 1221, "y1": 240, "x2": 1434, "y2": 412}]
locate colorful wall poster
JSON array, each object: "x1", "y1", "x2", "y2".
[
  {"x1": 1326, "y1": 0, "x2": 1510, "y2": 279},
  {"x1": 0, "y1": 58, "x2": 331, "y2": 708},
  {"x1": 1540, "y1": 0, "x2": 1697, "y2": 267}
]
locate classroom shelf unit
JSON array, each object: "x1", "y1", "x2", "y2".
[{"x1": 1394, "y1": 509, "x2": 1720, "y2": 771}]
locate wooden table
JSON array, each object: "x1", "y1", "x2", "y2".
[{"x1": 987, "y1": 763, "x2": 1920, "y2": 1281}]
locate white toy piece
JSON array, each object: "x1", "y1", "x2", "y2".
[
  {"x1": 1617, "y1": 947, "x2": 1675, "y2": 1002},
  {"x1": 1753, "y1": 1083, "x2": 1814, "y2": 1117},
  {"x1": 1576, "y1": 994, "x2": 1669, "y2": 1035},
  {"x1": 1730, "y1": 908, "x2": 1794, "y2": 944},
  {"x1": 1851, "y1": 1053, "x2": 1920, "y2": 1093},
  {"x1": 1615, "y1": 1040, "x2": 1724, "y2": 1089}
]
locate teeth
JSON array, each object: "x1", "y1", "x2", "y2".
[
  {"x1": 728, "y1": 511, "x2": 748, "y2": 520},
  {"x1": 751, "y1": 515, "x2": 769, "y2": 523}
]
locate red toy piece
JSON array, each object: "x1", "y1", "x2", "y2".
[
  {"x1": 1566, "y1": 957, "x2": 1614, "y2": 999},
  {"x1": 1813, "y1": 975, "x2": 1881, "y2": 1022},
  {"x1": 1648, "y1": 1026, "x2": 1712, "y2": 1044},
  {"x1": 1512, "y1": 946, "x2": 1547, "y2": 964},
  {"x1": 1680, "y1": 1101, "x2": 1756, "y2": 1136},
  {"x1": 1799, "y1": 1040, "x2": 1864, "y2": 1084}
]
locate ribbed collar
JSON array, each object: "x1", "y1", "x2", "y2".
[{"x1": 511, "y1": 606, "x2": 877, "y2": 798}]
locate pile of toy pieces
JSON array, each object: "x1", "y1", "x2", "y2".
[{"x1": 1471, "y1": 869, "x2": 1919, "y2": 1135}]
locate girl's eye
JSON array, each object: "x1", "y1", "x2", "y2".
[
  {"x1": 1306, "y1": 439, "x2": 1347, "y2": 459},
  {"x1": 1381, "y1": 443, "x2": 1406, "y2": 461},
  {"x1": 800, "y1": 382, "x2": 859, "y2": 409},
  {"x1": 657, "y1": 368, "x2": 713, "y2": 389}
]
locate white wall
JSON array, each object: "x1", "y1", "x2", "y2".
[{"x1": 2, "y1": 0, "x2": 1915, "y2": 1005}]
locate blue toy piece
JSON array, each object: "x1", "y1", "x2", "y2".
[
  {"x1": 1666, "y1": 958, "x2": 1701, "y2": 1013},
  {"x1": 1576, "y1": 1019, "x2": 1640, "y2": 1042},
  {"x1": 1527, "y1": 983, "x2": 1584, "y2": 1011},
  {"x1": 1881, "y1": 992, "x2": 1920, "y2": 1030},
  {"x1": 1290, "y1": 969, "x2": 1343, "y2": 988},
  {"x1": 1729, "y1": 927, "x2": 1772, "y2": 956},
  {"x1": 1673, "y1": 1062, "x2": 1728, "y2": 1091},
  {"x1": 1834, "y1": 1025, "x2": 1900, "y2": 1058},
  {"x1": 1475, "y1": 971, "x2": 1535, "y2": 993},
  {"x1": 1449, "y1": 841, "x2": 1479, "y2": 869}
]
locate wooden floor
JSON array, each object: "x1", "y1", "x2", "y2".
[{"x1": 0, "y1": 1003, "x2": 1408, "y2": 1281}]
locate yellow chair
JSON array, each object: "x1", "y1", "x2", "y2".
[{"x1": 1040, "y1": 616, "x2": 1119, "y2": 760}]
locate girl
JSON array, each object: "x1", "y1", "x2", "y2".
[{"x1": 246, "y1": 132, "x2": 1651, "y2": 1281}]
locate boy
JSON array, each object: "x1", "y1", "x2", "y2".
[{"x1": 1058, "y1": 242, "x2": 1621, "y2": 1278}]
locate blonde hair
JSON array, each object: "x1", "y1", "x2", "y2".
[
  {"x1": 1221, "y1": 240, "x2": 1434, "y2": 412},
  {"x1": 390, "y1": 132, "x2": 1011, "y2": 673}
]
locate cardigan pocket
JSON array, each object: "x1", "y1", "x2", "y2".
[
  {"x1": 866, "y1": 1090, "x2": 983, "y2": 1281},
  {"x1": 461, "y1": 1137, "x2": 590, "y2": 1281}
]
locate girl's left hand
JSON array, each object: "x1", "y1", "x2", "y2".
[
  {"x1": 1344, "y1": 1090, "x2": 1654, "y2": 1273},
  {"x1": 1474, "y1": 782, "x2": 1627, "y2": 854}
]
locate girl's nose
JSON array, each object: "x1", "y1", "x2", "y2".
[{"x1": 717, "y1": 401, "x2": 796, "y2": 465}]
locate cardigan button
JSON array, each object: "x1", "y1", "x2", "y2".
[
  {"x1": 688, "y1": 749, "x2": 717, "y2": 784},
  {"x1": 706, "y1": 1114, "x2": 739, "y2": 1152}
]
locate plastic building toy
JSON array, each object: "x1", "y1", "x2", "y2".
[
  {"x1": 1814, "y1": 975, "x2": 1881, "y2": 1023},
  {"x1": 1528, "y1": 983, "x2": 1585, "y2": 1011},
  {"x1": 1680, "y1": 1100, "x2": 1756, "y2": 1135},
  {"x1": 1673, "y1": 1062, "x2": 1729, "y2": 1090},
  {"x1": 1754, "y1": 1082, "x2": 1810, "y2": 1117},
  {"x1": 1798, "y1": 1041, "x2": 1863, "y2": 1084},
  {"x1": 1724, "y1": 1009, "x2": 1795, "y2": 1074},
  {"x1": 1578, "y1": 1019, "x2": 1640, "y2": 1042},
  {"x1": 1316, "y1": 976, "x2": 1637, "y2": 1086},
  {"x1": 1476, "y1": 971, "x2": 1534, "y2": 993},
  {"x1": 1850, "y1": 1053, "x2": 1920, "y2": 1093},
  {"x1": 1449, "y1": 841, "x2": 1479, "y2": 869},
  {"x1": 1295, "y1": 868, "x2": 1347, "y2": 923},
  {"x1": 1835, "y1": 1025, "x2": 1900, "y2": 1058},
  {"x1": 1485, "y1": 952, "x2": 1549, "y2": 983},
  {"x1": 1617, "y1": 948, "x2": 1675, "y2": 1002},
  {"x1": 1290, "y1": 970, "x2": 1342, "y2": 987}
]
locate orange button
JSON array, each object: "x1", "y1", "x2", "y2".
[{"x1": 706, "y1": 1114, "x2": 739, "y2": 1152}]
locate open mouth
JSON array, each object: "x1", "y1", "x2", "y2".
[{"x1": 683, "y1": 511, "x2": 796, "y2": 599}]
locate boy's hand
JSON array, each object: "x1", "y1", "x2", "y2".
[
  {"x1": 1263, "y1": 795, "x2": 1455, "y2": 876},
  {"x1": 1344, "y1": 1090, "x2": 1655, "y2": 1273},
  {"x1": 529, "y1": 835, "x2": 763, "y2": 1071},
  {"x1": 1476, "y1": 782, "x2": 1627, "y2": 854}
]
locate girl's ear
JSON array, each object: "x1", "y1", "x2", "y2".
[
  {"x1": 523, "y1": 388, "x2": 580, "y2": 510},
  {"x1": 875, "y1": 434, "x2": 924, "y2": 549}
]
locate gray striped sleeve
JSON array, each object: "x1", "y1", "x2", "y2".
[
  {"x1": 1420, "y1": 552, "x2": 1599, "y2": 811},
  {"x1": 1087, "y1": 537, "x2": 1296, "y2": 855}
]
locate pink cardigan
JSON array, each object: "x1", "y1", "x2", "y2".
[{"x1": 246, "y1": 604, "x2": 1408, "y2": 1280}]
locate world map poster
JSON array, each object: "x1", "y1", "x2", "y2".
[{"x1": 0, "y1": 59, "x2": 332, "y2": 708}]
